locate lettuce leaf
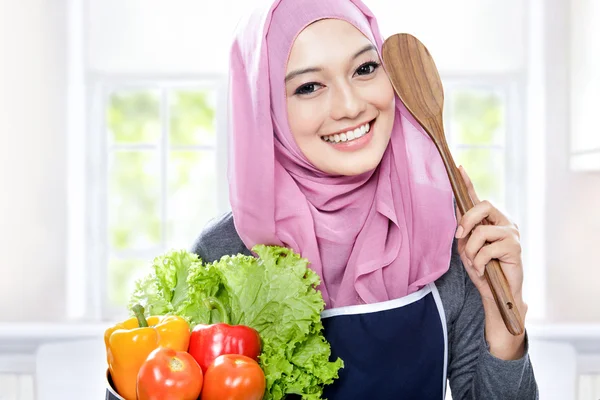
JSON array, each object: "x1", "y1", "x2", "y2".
[{"x1": 129, "y1": 249, "x2": 200, "y2": 318}]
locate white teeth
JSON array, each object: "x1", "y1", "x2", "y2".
[{"x1": 321, "y1": 121, "x2": 372, "y2": 143}]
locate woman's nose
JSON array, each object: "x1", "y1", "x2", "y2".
[{"x1": 330, "y1": 83, "x2": 366, "y2": 121}]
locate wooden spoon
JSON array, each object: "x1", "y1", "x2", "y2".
[{"x1": 382, "y1": 33, "x2": 524, "y2": 336}]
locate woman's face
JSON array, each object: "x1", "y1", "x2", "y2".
[{"x1": 285, "y1": 19, "x2": 395, "y2": 176}]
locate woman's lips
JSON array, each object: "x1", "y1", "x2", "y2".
[{"x1": 325, "y1": 119, "x2": 375, "y2": 152}]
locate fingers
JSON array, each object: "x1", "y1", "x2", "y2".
[
  {"x1": 471, "y1": 242, "x2": 505, "y2": 277},
  {"x1": 470, "y1": 240, "x2": 521, "y2": 277},
  {"x1": 462, "y1": 255, "x2": 485, "y2": 282},
  {"x1": 462, "y1": 225, "x2": 512, "y2": 266},
  {"x1": 455, "y1": 200, "x2": 512, "y2": 239}
]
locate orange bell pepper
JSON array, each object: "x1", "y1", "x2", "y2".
[{"x1": 104, "y1": 304, "x2": 191, "y2": 400}]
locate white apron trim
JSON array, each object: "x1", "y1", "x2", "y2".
[
  {"x1": 321, "y1": 284, "x2": 433, "y2": 319},
  {"x1": 430, "y1": 283, "x2": 449, "y2": 399}
]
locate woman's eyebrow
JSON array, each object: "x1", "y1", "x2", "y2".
[
  {"x1": 351, "y1": 44, "x2": 377, "y2": 60},
  {"x1": 285, "y1": 44, "x2": 377, "y2": 83},
  {"x1": 285, "y1": 67, "x2": 322, "y2": 83}
]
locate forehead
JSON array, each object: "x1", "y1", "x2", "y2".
[{"x1": 287, "y1": 19, "x2": 373, "y2": 68}]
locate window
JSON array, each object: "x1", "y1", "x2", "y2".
[
  {"x1": 443, "y1": 79, "x2": 524, "y2": 221},
  {"x1": 88, "y1": 79, "x2": 228, "y2": 318}
]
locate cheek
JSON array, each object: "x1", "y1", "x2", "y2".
[
  {"x1": 287, "y1": 98, "x2": 324, "y2": 143},
  {"x1": 359, "y1": 76, "x2": 395, "y2": 119},
  {"x1": 372, "y1": 76, "x2": 395, "y2": 113}
]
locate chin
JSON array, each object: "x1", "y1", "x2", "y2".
[{"x1": 335, "y1": 156, "x2": 383, "y2": 176}]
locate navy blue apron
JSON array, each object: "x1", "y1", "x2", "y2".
[{"x1": 321, "y1": 283, "x2": 448, "y2": 400}]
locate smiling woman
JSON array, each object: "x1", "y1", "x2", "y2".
[{"x1": 190, "y1": 0, "x2": 538, "y2": 398}]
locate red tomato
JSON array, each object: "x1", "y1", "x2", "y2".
[
  {"x1": 201, "y1": 354, "x2": 266, "y2": 400},
  {"x1": 137, "y1": 347, "x2": 203, "y2": 400}
]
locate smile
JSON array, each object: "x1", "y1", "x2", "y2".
[{"x1": 320, "y1": 120, "x2": 373, "y2": 143}]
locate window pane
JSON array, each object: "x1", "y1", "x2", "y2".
[
  {"x1": 108, "y1": 257, "x2": 149, "y2": 308},
  {"x1": 107, "y1": 90, "x2": 160, "y2": 144},
  {"x1": 450, "y1": 89, "x2": 505, "y2": 146},
  {"x1": 169, "y1": 90, "x2": 216, "y2": 146},
  {"x1": 109, "y1": 151, "x2": 161, "y2": 251},
  {"x1": 454, "y1": 149, "x2": 505, "y2": 210},
  {"x1": 167, "y1": 151, "x2": 217, "y2": 249}
]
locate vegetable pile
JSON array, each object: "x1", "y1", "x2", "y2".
[{"x1": 105, "y1": 245, "x2": 343, "y2": 400}]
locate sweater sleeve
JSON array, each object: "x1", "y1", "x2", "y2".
[
  {"x1": 446, "y1": 249, "x2": 539, "y2": 399},
  {"x1": 189, "y1": 212, "x2": 252, "y2": 262}
]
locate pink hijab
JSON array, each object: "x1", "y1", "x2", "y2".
[{"x1": 228, "y1": 0, "x2": 456, "y2": 309}]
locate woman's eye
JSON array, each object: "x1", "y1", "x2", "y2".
[
  {"x1": 294, "y1": 83, "x2": 322, "y2": 95},
  {"x1": 355, "y1": 61, "x2": 380, "y2": 76}
]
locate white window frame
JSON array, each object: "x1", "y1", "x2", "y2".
[
  {"x1": 87, "y1": 75, "x2": 229, "y2": 320},
  {"x1": 67, "y1": 74, "x2": 229, "y2": 321},
  {"x1": 87, "y1": 74, "x2": 229, "y2": 319}
]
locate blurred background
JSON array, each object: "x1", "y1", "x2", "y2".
[{"x1": 0, "y1": 0, "x2": 599, "y2": 398}]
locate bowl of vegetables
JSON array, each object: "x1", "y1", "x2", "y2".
[{"x1": 104, "y1": 245, "x2": 343, "y2": 399}]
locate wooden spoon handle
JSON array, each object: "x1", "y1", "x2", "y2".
[
  {"x1": 484, "y1": 254, "x2": 524, "y2": 336},
  {"x1": 438, "y1": 138, "x2": 524, "y2": 336}
]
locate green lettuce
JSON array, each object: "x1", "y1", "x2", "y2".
[
  {"x1": 129, "y1": 249, "x2": 199, "y2": 317},
  {"x1": 129, "y1": 245, "x2": 343, "y2": 400}
]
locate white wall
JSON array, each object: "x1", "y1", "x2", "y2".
[
  {"x1": 366, "y1": 0, "x2": 526, "y2": 74},
  {"x1": 548, "y1": 174, "x2": 600, "y2": 321},
  {"x1": 87, "y1": 0, "x2": 251, "y2": 75},
  {"x1": 0, "y1": 0, "x2": 67, "y2": 321},
  {"x1": 542, "y1": 0, "x2": 600, "y2": 322},
  {"x1": 86, "y1": 0, "x2": 526, "y2": 75}
]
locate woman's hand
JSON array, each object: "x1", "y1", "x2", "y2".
[{"x1": 454, "y1": 166, "x2": 527, "y2": 360}]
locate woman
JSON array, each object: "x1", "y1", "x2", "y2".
[{"x1": 192, "y1": 0, "x2": 538, "y2": 398}]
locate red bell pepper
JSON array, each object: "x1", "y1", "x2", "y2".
[{"x1": 188, "y1": 297, "x2": 262, "y2": 373}]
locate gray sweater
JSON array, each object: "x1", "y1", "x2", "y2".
[{"x1": 191, "y1": 212, "x2": 539, "y2": 399}]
